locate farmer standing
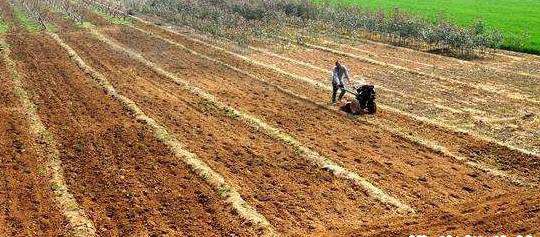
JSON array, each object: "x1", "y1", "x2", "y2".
[{"x1": 331, "y1": 61, "x2": 350, "y2": 104}]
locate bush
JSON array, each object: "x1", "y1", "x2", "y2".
[{"x1": 122, "y1": 0, "x2": 505, "y2": 58}]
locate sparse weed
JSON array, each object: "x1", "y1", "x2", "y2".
[
  {"x1": 0, "y1": 18, "x2": 8, "y2": 33},
  {"x1": 12, "y1": 6, "x2": 42, "y2": 32},
  {"x1": 51, "y1": 182, "x2": 62, "y2": 191},
  {"x1": 217, "y1": 185, "x2": 231, "y2": 197},
  {"x1": 92, "y1": 5, "x2": 132, "y2": 25},
  {"x1": 224, "y1": 107, "x2": 240, "y2": 119}
]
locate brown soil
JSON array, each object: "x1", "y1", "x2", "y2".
[
  {"x1": 3, "y1": 9, "x2": 256, "y2": 236},
  {"x1": 1, "y1": 1, "x2": 538, "y2": 235},
  {"x1": 242, "y1": 36, "x2": 540, "y2": 158},
  {"x1": 99, "y1": 25, "x2": 532, "y2": 214},
  {"x1": 58, "y1": 28, "x2": 400, "y2": 235},
  {"x1": 347, "y1": 190, "x2": 540, "y2": 236},
  {"x1": 130, "y1": 22, "x2": 540, "y2": 179},
  {"x1": 0, "y1": 40, "x2": 68, "y2": 237}
]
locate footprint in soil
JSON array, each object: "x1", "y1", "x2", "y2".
[
  {"x1": 462, "y1": 186, "x2": 475, "y2": 193},
  {"x1": 12, "y1": 139, "x2": 24, "y2": 153},
  {"x1": 196, "y1": 191, "x2": 210, "y2": 205}
]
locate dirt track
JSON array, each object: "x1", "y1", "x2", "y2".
[{"x1": 1, "y1": 0, "x2": 539, "y2": 235}]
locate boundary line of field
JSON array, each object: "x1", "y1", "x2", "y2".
[
  {"x1": 0, "y1": 36, "x2": 97, "y2": 237},
  {"x1": 48, "y1": 31, "x2": 278, "y2": 236},
  {"x1": 88, "y1": 25, "x2": 415, "y2": 214},
  {"x1": 280, "y1": 37, "x2": 540, "y2": 105},
  {"x1": 128, "y1": 24, "x2": 529, "y2": 186}
]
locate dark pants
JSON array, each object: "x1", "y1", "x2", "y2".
[{"x1": 332, "y1": 84, "x2": 346, "y2": 103}]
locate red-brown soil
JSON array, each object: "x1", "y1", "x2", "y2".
[
  {"x1": 152, "y1": 25, "x2": 540, "y2": 173},
  {"x1": 1, "y1": 3, "x2": 261, "y2": 235},
  {"x1": 0, "y1": 40, "x2": 68, "y2": 237},
  {"x1": 98, "y1": 25, "x2": 532, "y2": 213},
  {"x1": 127, "y1": 22, "x2": 540, "y2": 178},
  {"x1": 1, "y1": 1, "x2": 539, "y2": 235},
  {"x1": 347, "y1": 190, "x2": 540, "y2": 236},
  {"x1": 59, "y1": 28, "x2": 400, "y2": 235}
]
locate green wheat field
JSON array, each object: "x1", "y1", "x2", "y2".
[{"x1": 321, "y1": 0, "x2": 540, "y2": 54}]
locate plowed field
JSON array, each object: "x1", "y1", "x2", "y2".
[{"x1": 0, "y1": 0, "x2": 538, "y2": 236}]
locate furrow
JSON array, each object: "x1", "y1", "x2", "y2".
[
  {"x1": 48, "y1": 31, "x2": 277, "y2": 236},
  {"x1": 343, "y1": 43, "x2": 540, "y2": 80},
  {"x1": 0, "y1": 36, "x2": 97, "y2": 237},
  {"x1": 132, "y1": 25, "x2": 529, "y2": 186},
  {"x1": 89, "y1": 26, "x2": 415, "y2": 214},
  {"x1": 137, "y1": 21, "x2": 538, "y2": 159},
  {"x1": 247, "y1": 45, "x2": 464, "y2": 114}
]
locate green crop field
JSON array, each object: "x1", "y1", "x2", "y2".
[{"x1": 319, "y1": 0, "x2": 540, "y2": 54}]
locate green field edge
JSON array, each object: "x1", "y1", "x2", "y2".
[{"x1": 316, "y1": 0, "x2": 540, "y2": 55}]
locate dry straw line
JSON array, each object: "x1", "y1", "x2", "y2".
[
  {"x1": 48, "y1": 31, "x2": 277, "y2": 236},
  {"x1": 284, "y1": 37, "x2": 540, "y2": 105},
  {"x1": 130, "y1": 25, "x2": 529, "y2": 186},
  {"x1": 0, "y1": 36, "x2": 97, "y2": 237},
  {"x1": 92, "y1": 25, "x2": 415, "y2": 214},
  {"x1": 139, "y1": 22, "x2": 538, "y2": 158},
  {"x1": 339, "y1": 35, "x2": 540, "y2": 80},
  {"x1": 320, "y1": 39, "x2": 434, "y2": 68},
  {"x1": 335, "y1": 41, "x2": 540, "y2": 84}
]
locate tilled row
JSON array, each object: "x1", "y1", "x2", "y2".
[
  {"x1": 149, "y1": 22, "x2": 539, "y2": 155},
  {"x1": 130, "y1": 18, "x2": 539, "y2": 179},
  {"x1": 246, "y1": 42, "x2": 539, "y2": 118},
  {"x1": 241, "y1": 37, "x2": 540, "y2": 157},
  {"x1": 240, "y1": 41, "x2": 540, "y2": 159},
  {"x1": 3, "y1": 1, "x2": 537, "y2": 234},
  {"x1": 273, "y1": 39, "x2": 540, "y2": 113},
  {"x1": 129, "y1": 23, "x2": 529, "y2": 185},
  {"x1": 0, "y1": 3, "x2": 263, "y2": 235},
  {"x1": 53, "y1": 22, "x2": 405, "y2": 235},
  {"x1": 50, "y1": 31, "x2": 277, "y2": 236},
  {"x1": 322, "y1": 35, "x2": 540, "y2": 83},
  {"x1": 90, "y1": 18, "x2": 532, "y2": 213},
  {"x1": 0, "y1": 39, "x2": 70, "y2": 236}
]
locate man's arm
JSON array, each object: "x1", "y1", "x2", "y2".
[{"x1": 342, "y1": 66, "x2": 350, "y2": 87}]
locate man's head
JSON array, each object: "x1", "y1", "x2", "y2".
[{"x1": 335, "y1": 61, "x2": 341, "y2": 68}]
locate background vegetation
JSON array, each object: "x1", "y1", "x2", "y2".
[
  {"x1": 125, "y1": 0, "x2": 506, "y2": 58},
  {"x1": 318, "y1": 0, "x2": 540, "y2": 54}
]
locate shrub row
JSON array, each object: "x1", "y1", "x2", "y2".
[{"x1": 114, "y1": 0, "x2": 508, "y2": 58}]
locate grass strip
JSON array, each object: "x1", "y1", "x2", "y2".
[{"x1": 12, "y1": 7, "x2": 41, "y2": 32}]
